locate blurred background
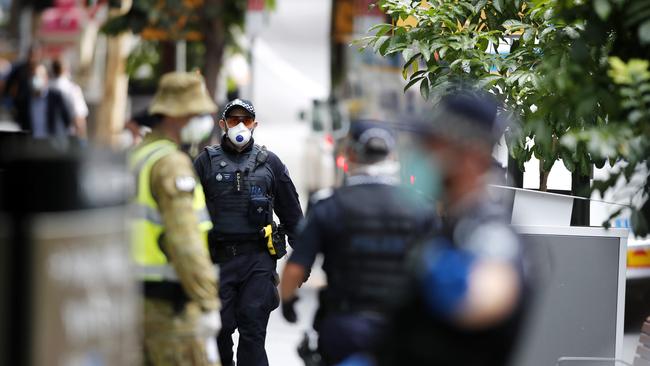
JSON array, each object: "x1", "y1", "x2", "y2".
[{"x1": 1, "y1": 0, "x2": 649, "y2": 365}]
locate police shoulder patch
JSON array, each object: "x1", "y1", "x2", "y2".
[{"x1": 175, "y1": 176, "x2": 196, "y2": 192}]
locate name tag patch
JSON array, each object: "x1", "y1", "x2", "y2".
[{"x1": 216, "y1": 173, "x2": 233, "y2": 182}]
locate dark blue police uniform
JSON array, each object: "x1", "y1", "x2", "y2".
[
  {"x1": 371, "y1": 200, "x2": 528, "y2": 366},
  {"x1": 194, "y1": 135, "x2": 303, "y2": 366},
  {"x1": 363, "y1": 91, "x2": 529, "y2": 366},
  {"x1": 289, "y1": 177, "x2": 437, "y2": 365}
]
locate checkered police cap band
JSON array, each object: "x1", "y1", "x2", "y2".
[{"x1": 222, "y1": 98, "x2": 256, "y2": 119}]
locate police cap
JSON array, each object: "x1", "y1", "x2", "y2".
[
  {"x1": 222, "y1": 98, "x2": 256, "y2": 120},
  {"x1": 419, "y1": 90, "x2": 507, "y2": 148},
  {"x1": 348, "y1": 120, "x2": 396, "y2": 163}
]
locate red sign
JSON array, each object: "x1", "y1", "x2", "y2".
[
  {"x1": 54, "y1": 0, "x2": 76, "y2": 6},
  {"x1": 248, "y1": 0, "x2": 265, "y2": 11},
  {"x1": 40, "y1": 6, "x2": 86, "y2": 37}
]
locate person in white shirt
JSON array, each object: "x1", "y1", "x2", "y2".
[{"x1": 50, "y1": 59, "x2": 88, "y2": 139}]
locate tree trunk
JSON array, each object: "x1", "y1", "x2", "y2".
[
  {"x1": 539, "y1": 160, "x2": 549, "y2": 192},
  {"x1": 201, "y1": 0, "x2": 226, "y2": 101},
  {"x1": 160, "y1": 41, "x2": 176, "y2": 74},
  {"x1": 571, "y1": 170, "x2": 591, "y2": 226},
  {"x1": 95, "y1": 1, "x2": 132, "y2": 146},
  {"x1": 507, "y1": 154, "x2": 524, "y2": 188}
]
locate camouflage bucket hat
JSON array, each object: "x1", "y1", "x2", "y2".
[{"x1": 149, "y1": 72, "x2": 217, "y2": 117}]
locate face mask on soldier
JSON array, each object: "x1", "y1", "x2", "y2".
[
  {"x1": 181, "y1": 114, "x2": 214, "y2": 145},
  {"x1": 227, "y1": 122, "x2": 253, "y2": 148}
]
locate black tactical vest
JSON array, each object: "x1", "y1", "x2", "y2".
[
  {"x1": 203, "y1": 144, "x2": 275, "y2": 238},
  {"x1": 324, "y1": 184, "x2": 429, "y2": 314}
]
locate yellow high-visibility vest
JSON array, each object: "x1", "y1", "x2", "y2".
[{"x1": 129, "y1": 139, "x2": 212, "y2": 282}]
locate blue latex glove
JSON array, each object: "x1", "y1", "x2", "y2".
[{"x1": 419, "y1": 240, "x2": 476, "y2": 317}]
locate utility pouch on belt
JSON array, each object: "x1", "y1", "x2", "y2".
[
  {"x1": 260, "y1": 222, "x2": 287, "y2": 260},
  {"x1": 249, "y1": 195, "x2": 272, "y2": 226}
]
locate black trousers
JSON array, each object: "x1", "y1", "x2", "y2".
[
  {"x1": 318, "y1": 313, "x2": 386, "y2": 366},
  {"x1": 217, "y1": 251, "x2": 279, "y2": 366}
]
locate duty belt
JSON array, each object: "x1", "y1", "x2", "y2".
[{"x1": 208, "y1": 233, "x2": 265, "y2": 262}]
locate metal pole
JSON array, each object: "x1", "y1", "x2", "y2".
[
  {"x1": 176, "y1": 40, "x2": 187, "y2": 72},
  {"x1": 249, "y1": 35, "x2": 256, "y2": 101}
]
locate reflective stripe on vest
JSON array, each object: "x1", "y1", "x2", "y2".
[{"x1": 129, "y1": 139, "x2": 213, "y2": 282}]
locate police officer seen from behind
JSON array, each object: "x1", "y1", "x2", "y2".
[
  {"x1": 344, "y1": 91, "x2": 528, "y2": 366},
  {"x1": 280, "y1": 121, "x2": 437, "y2": 365},
  {"x1": 129, "y1": 72, "x2": 220, "y2": 366},
  {"x1": 193, "y1": 99, "x2": 304, "y2": 366}
]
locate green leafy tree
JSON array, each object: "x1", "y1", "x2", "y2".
[
  {"x1": 543, "y1": 0, "x2": 650, "y2": 236},
  {"x1": 102, "y1": 0, "x2": 275, "y2": 97},
  {"x1": 358, "y1": 0, "x2": 570, "y2": 191},
  {"x1": 361, "y1": 0, "x2": 650, "y2": 235}
]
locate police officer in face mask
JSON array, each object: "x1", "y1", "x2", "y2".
[
  {"x1": 342, "y1": 91, "x2": 529, "y2": 366},
  {"x1": 193, "y1": 99, "x2": 303, "y2": 366},
  {"x1": 280, "y1": 121, "x2": 438, "y2": 366}
]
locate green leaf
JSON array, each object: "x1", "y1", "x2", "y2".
[
  {"x1": 421, "y1": 45, "x2": 432, "y2": 62},
  {"x1": 539, "y1": 26, "x2": 556, "y2": 40},
  {"x1": 478, "y1": 75, "x2": 501, "y2": 88},
  {"x1": 561, "y1": 150, "x2": 576, "y2": 172},
  {"x1": 477, "y1": 37, "x2": 489, "y2": 52},
  {"x1": 594, "y1": 0, "x2": 612, "y2": 20},
  {"x1": 544, "y1": 8, "x2": 554, "y2": 20},
  {"x1": 639, "y1": 20, "x2": 650, "y2": 45},
  {"x1": 564, "y1": 27, "x2": 580, "y2": 39},
  {"x1": 494, "y1": 0, "x2": 504, "y2": 13},
  {"x1": 373, "y1": 36, "x2": 390, "y2": 54},
  {"x1": 403, "y1": 52, "x2": 421, "y2": 73},
  {"x1": 404, "y1": 76, "x2": 425, "y2": 92},
  {"x1": 474, "y1": 0, "x2": 488, "y2": 13},
  {"x1": 368, "y1": 23, "x2": 393, "y2": 36},
  {"x1": 503, "y1": 19, "x2": 526, "y2": 31},
  {"x1": 438, "y1": 46, "x2": 448, "y2": 59},
  {"x1": 402, "y1": 48, "x2": 416, "y2": 63},
  {"x1": 420, "y1": 77, "x2": 430, "y2": 100},
  {"x1": 523, "y1": 28, "x2": 535, "y2": 43}
]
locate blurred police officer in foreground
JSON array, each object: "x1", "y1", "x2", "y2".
[
  {"x1": 193, "y1": 99, "x2": 303, "y2": 366},
  {"x1": 342, "y1": 91, "x2": 528, "y2": 366},
  {"x1": 129, "y1": 72, "x2": 221, "y2": 365},
  {"x1": 280, "y1": 121, "x2": 437, "y2": 365}
]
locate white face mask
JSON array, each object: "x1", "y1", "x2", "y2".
[
  {"x1": 181, "y1": 115, "x2": 214, "y2": 144},
  {"x1": 32, "y1": 76, "x2": 45, "y2": 92},
  {"x1": 227, "y1": 122, "x2": 253, "y2": 148}
]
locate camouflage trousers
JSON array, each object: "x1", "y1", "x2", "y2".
[{"x1": 143, "y1": 299, "x2": 220, "y2": 366}]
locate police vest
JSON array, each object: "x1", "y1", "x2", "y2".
[
  {"x1": 129, "y1": 139, "x2": 213, "y2": 282},
  {"x1": 203, "y1": 144, "x2": 274, "y2": 240},
  {"x1": 324, "y1": 184, "x2": 425, "y2": 314}
]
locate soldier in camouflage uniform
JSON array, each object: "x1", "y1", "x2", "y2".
[{"x1": 129, "y1": 72, "x2": 221, "y2": 366}]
